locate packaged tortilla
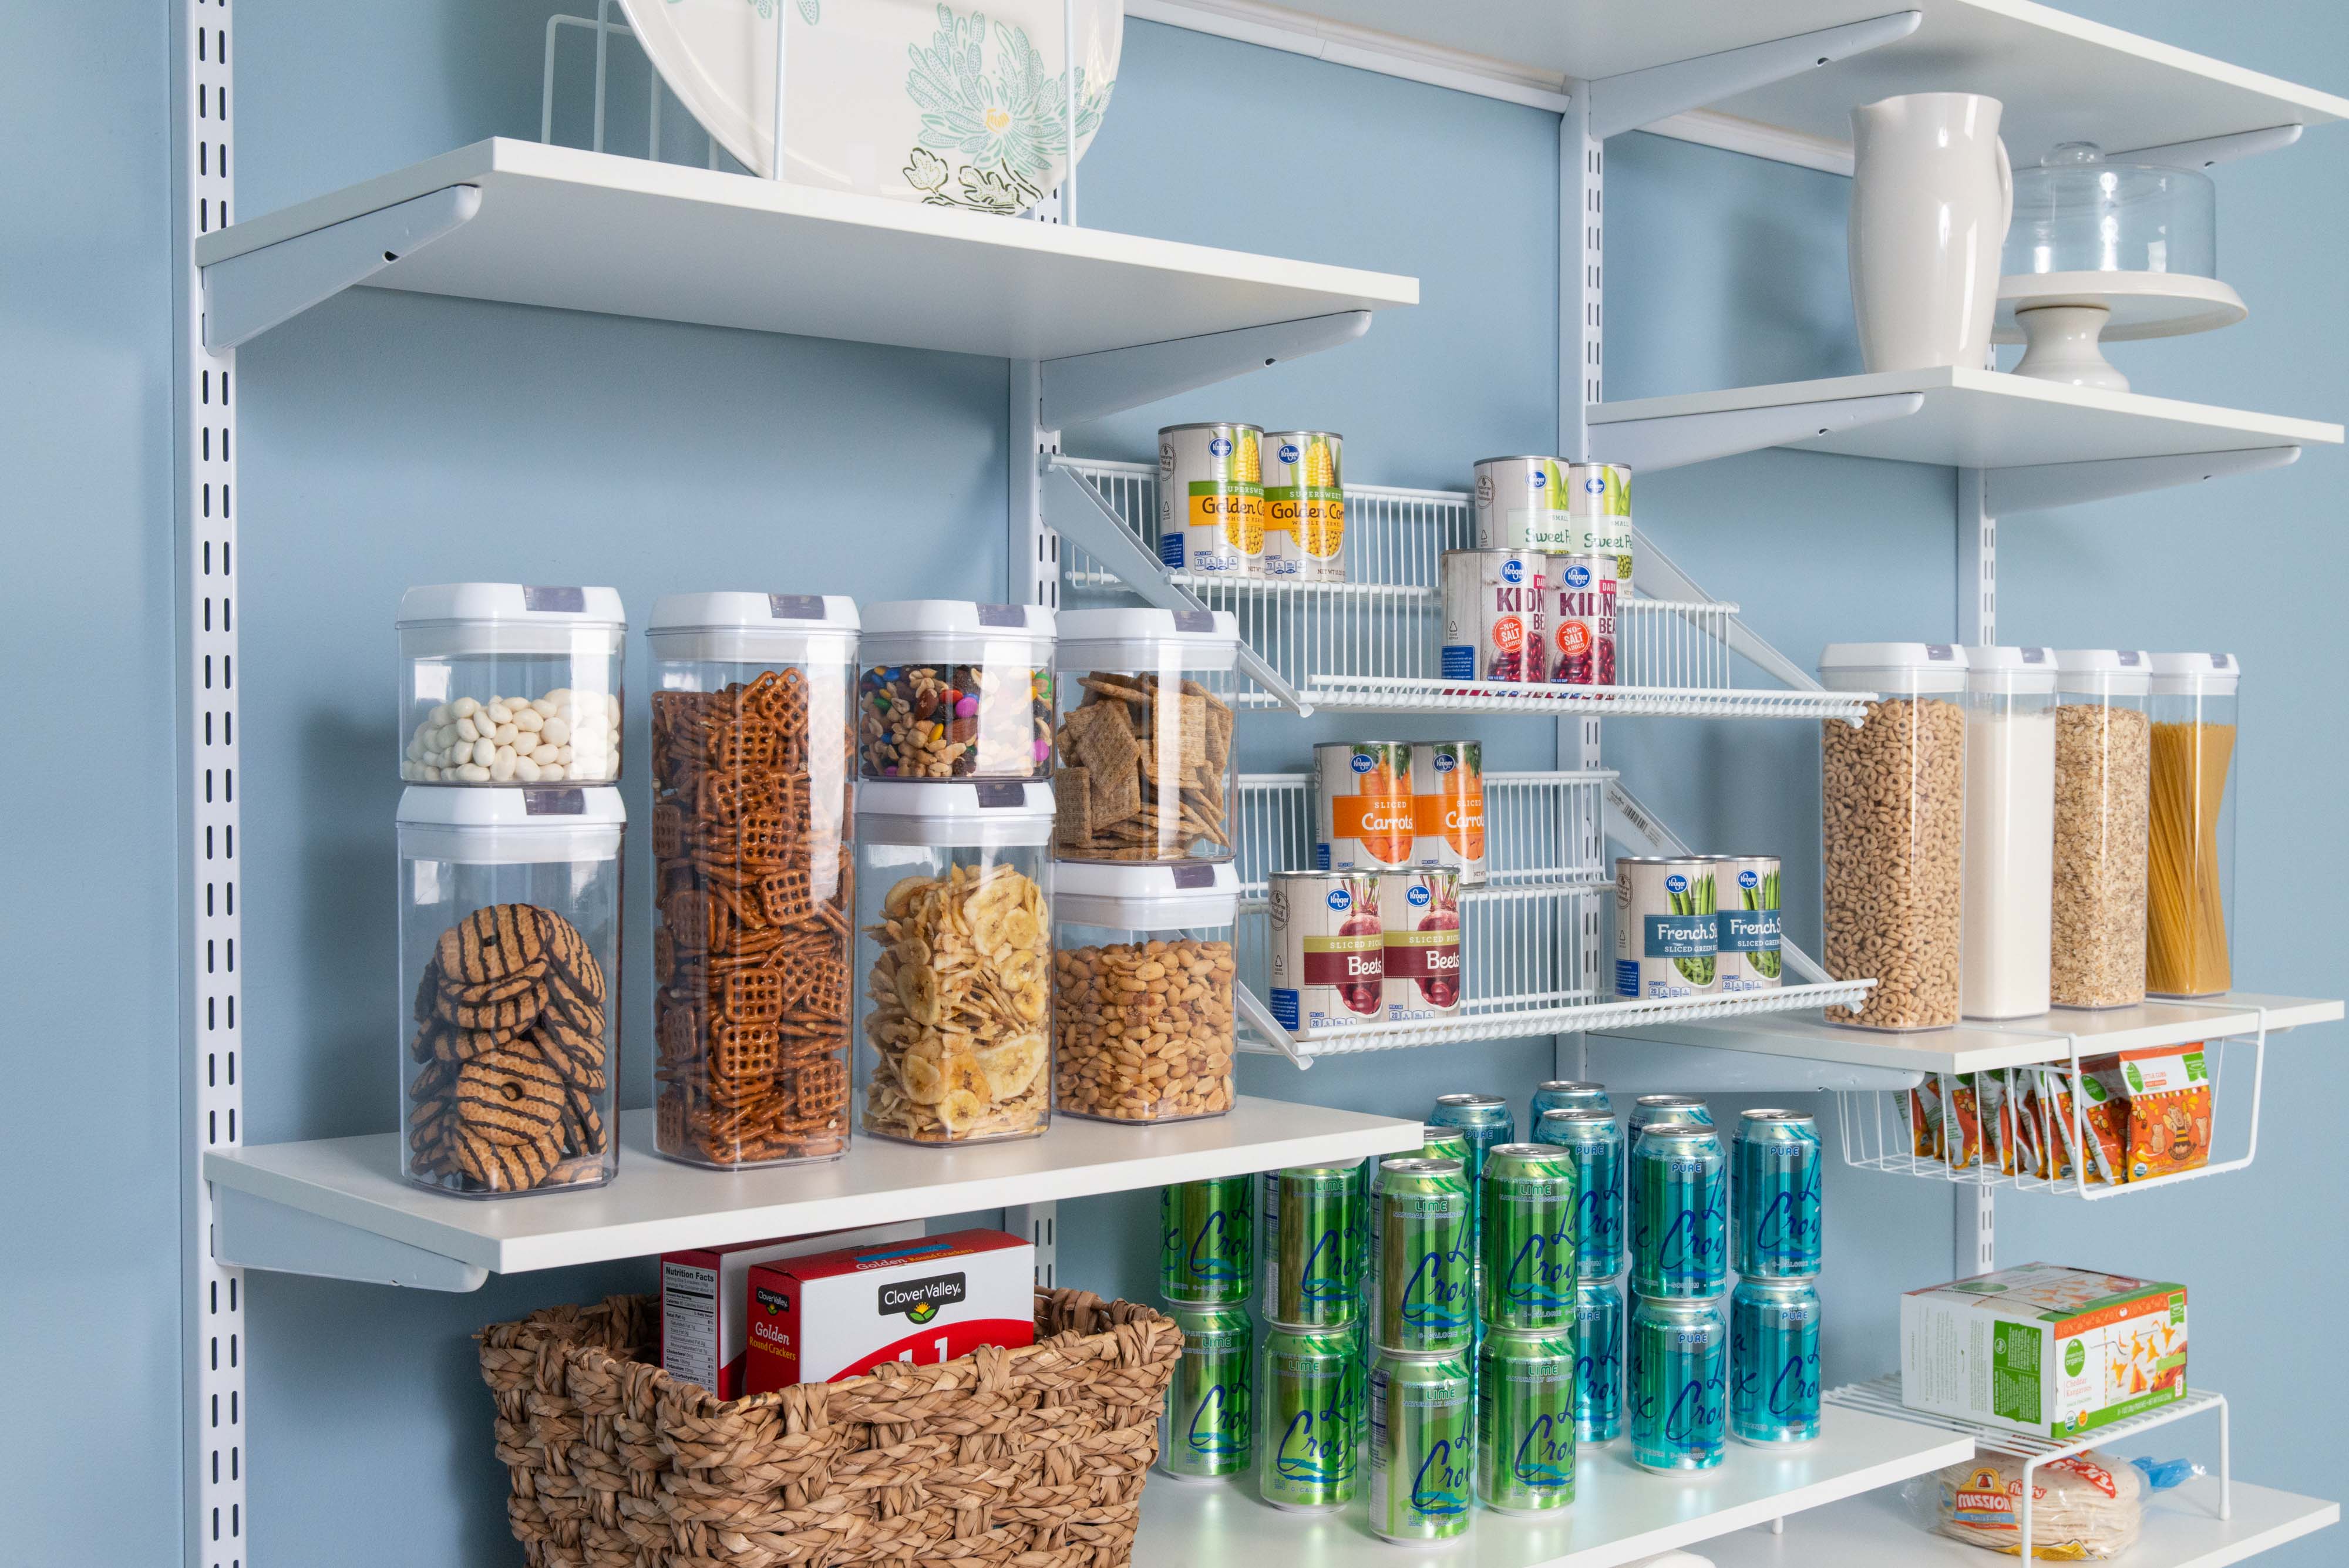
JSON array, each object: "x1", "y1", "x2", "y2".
[{"x1": 1908, "y1": 1449, "x2": 2145, "y2": 1559}]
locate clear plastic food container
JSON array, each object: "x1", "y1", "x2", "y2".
[
  {"x1": 2147, "y1": 653, "x2": 2240, "y2": 997},
  {"x1": 396, "y1": 786, "x2": 624, "y2": 1196},
  {"x1": 2050, "y1": 650, "x2": 2152, "y2": 1009},
  {"x1": 1960, "y1": 647, "x2": 2055, "y2": 1020},
  {"x1": 645, "y1": 593, "x2": 858, "y2": 1169},
  {"x1": 1052, "y1": 608, "x2": 1239, "y2": 863},
  {"x1": 857, "y1": 781, "x2": 1055, "y2": 1145},
  {"x1": 397, "y1": 584, "x2": 625, "y2": 784},
  {"x1": 857, "y1": 601, "x2": 1055, "y2": 780},
  {"x1": 1818, "y1": 644, "x2": 1968, "y2": 1031},
  {"x1": 1053, "y1": 862, "x2": 1238, "y2": 1123}
]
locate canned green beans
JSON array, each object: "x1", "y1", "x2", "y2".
[
  {"x1": 1732, "y1": 1109, "x2": 1824, "y2": 1279},
  {"x1": 1535, "y1": 1108, "x2": 1624, "y2": 1281},
  {"x1": 1477, "y1": 1328, "x2": 1577, "y2": 1513},
  {"x1": 1628, "y1": 1293, "x2": 1726, "y2": 1472},
  {"x1": 1259, "y1": 1321, "x2": 1360, "y2": 1509},
  {"x1": 1160, "y1": 1305, "x2": 1253, "y2": 1479},
  {"x1": 1368, "y1": 1350, "x2": 1473, "y2": 1543},
  {"x1": 1261, "y1": 1163, "x2": 1361, "y2": 1327},
  {"x1": 1615, "y1": 856, "x2": 1720, "y2": 999},
  {"x1": 1160, "y1": 1176, "x2": 1254, "y2": 1306},
  {"x1": 1370, "y1": 1157, "x2": 1473, "y2": 1354},
  {"x1": 1628, "y1": 1123, "x2": 1728, "y2": 1299},
  {"x1": 1482, "y1": 1144, "x2": 1577, "y2": 1330},
  {"x1": 1712, "y1": 854, "x2": 1783, "y2": 991},
  {"x1": 1573, "y1": 1280, "x2": 1624, "y2": 1443},
  {"x1": 1729, "y1": 1277, "x2": 1821, "y2": 1446}
]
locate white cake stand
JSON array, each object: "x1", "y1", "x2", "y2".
[{"x1": 1993, "y1": 272, "x2": 2247, "y2": 392}]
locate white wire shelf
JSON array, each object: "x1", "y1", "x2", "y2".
[
  {"x1": 1051, "y1": 456, "x2": 1869, "y2": 721},
  {"x1": 1246, "y1": 980, "x2": 1880, "y2": 1058}
]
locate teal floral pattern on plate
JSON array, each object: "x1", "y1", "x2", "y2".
[{"x1": 902, "y1": 4, "x2": 1111, "y2": 212}]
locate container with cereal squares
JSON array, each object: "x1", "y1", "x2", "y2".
[
  {"x1": 1052, "y1": 861, "x2": 1238, "y2": 1123},
  {"x1": 645, "y1": 593, "x2": 857, "y2": 1169},
  {"x1": 397, "y1": 583, "x2": 625, "y2": 784},
  {"x1": 396, "y1": 786, "x2": 623, "y2": 1196},
  {"x1": 1051, "y1": 607, "x2": 1239, "y2": 863},
  {"x1": 858, "y1": 600, "x2": 1055, "y2": 780},
  {"x1": 856, "y1": 781, "x2": 1055, "y2": 1145}
]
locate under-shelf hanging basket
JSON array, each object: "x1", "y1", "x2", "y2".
[{"x1": 478, "y1": 1288, "x2": 1182, "y2": 1568}]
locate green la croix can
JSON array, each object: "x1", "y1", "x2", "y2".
[
  {"x1": 1261, "y1": 1163, "x2": 1362, "y2": 1327},
  {"x1": 1368, "y1": 1349, "x2": 1473, "y2": 1543},
  {"x1": 1160, "y1": 1175, "x2": 1254, "y2": 1307},
  {"x1": 1258, "y1": 1321, "x2": 1361, "y2": 1510},
  {"x1": 1159, "y1": 1304, "x2": 1253, "y2": 1480},
  {"x1": 1477, "y1": 1327, "x2": 1577, "y2": 1513},
  {"x1": 1370, "y1": 1156, "x2": 1473, "y2": 1354},
  {"x1": 1482, "y1": 1143, "x2": 1578, "y2": 1330}
]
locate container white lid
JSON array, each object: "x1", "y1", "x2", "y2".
[
  {"x1": 1817, "y1": 642, "x2": 1967, "y2": 694},
  {"x1": 398, "y1": 584, "x2": 627, "y2": 658},
  {"x1": 396, "y1": 785, "x2": 626, "y2": 863},
  {"x1": 2053, "y1": 648, "x2": 2152, "y2": 696},
  {"x1": 859, "y1": 779, "x2": 1057, "y2": 847},
  {"x1": 1055, "y1": 860, "x2": 1239, "y2": 929},
  {"x1": 2149, "y1": 651, "x2": 2240, "y2": 695},
  {"x1": 860, "y1": 600, "x2": 1055, "y2": 665},
  {"x1": 1963, "y1": 645, "x2": 2056, "y2": 695},
  {"x1": 1056, "y1": 607, "x2": 1240, "y2": 673},
  {"x1": 647, "y1": 593, "x2": 859, "y2": 664}
]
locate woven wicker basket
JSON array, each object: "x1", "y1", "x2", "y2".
[{"x1": 478, "y1": 1289, "x2": 1182, "y2": 1568}]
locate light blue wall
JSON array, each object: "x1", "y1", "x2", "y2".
[{"x1": 9, "y1": 3, "x2": 2345, "y2": 1564}]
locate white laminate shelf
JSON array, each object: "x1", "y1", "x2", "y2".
[
  {"x1": 1132, "y1": 1405, "x2": 1973, "y2": 1568},
  {"x1": 1699, "y1": 1477, "x2": 2338, "y2": 1568},
  {"x1": 193, "y1": 138, "x2": 1417, "y2": 360},
  {"x1": 200, "y1": 1097, "x2": 1421, "y2": 1293},
  {"x1": 1243, "y1": 0, "x2": 2349, "y2": 161}
]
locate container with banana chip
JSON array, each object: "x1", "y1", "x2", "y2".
[
  {"x1": 396, "y1": 786, "x2": 625, "y2": 1196},
  {"x1": 1053, "y1": 861, "x2": 1239, "y2": 1123},
  {"x1": 857, "y1": 781, "x2": 1058, "y2": 1145}
]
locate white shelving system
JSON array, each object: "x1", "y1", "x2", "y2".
[{"x1": 174, "y1": 1, "x2": 2345, "y2": 1565}]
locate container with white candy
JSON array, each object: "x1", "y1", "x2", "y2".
[{"x1": 397, "y1": 584, "x2": 626, "y2": 785}]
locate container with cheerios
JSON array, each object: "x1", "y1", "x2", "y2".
[
  {"x1": 856, "y1": 781, "x2": 1056, "y2": 1145},
  {"x1": 857, "y1": 600, "x2": 1055, "y2": 780},
  {"x1": 1052, "y1": 862, "x2": 1237, "y2": 1125}
]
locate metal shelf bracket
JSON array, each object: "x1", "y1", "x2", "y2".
[
  {"x1": 1984, "y1": 445, "x2": 2301, "y2": 514},
  {"x1": 215, "y1": 1187, "x2": 490, "y2": 1293},
  {"x1": 1594, "y1": 391, "x2": 1926, "y2": 472},
  {"x1": 2122, "y1": 123, "x2": 2305, "y2": 170},
  {"x1": 201, "y1": 184, "x2": 483, "y2": 351},
  {"x1": 1587, "y1": 11, "x2": 1923, "y2": 139},
  {"x1": 1039, "y1": 311, "x2": 1372, "y2": 430},
  {"x1": 1630, "y1": 524, "x2": 1833, "y2": 694}
]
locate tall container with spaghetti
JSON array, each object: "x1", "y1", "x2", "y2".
[{"x1": 2146, "y1": 654, "x2": 2239, "y2": 997}]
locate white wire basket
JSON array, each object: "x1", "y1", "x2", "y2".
[
  {"x1": 1834, "y1": 1015, "x2": 2270, "y2": 1199},
  {"x1": 1053, "y1": 457, "x2": 1869, "y2": 719}
]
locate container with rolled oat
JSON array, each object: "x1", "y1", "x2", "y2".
[
  {"x1": 645, "y1": 594, "x2": 858, "y2": 1169},
  {"x1": 858, "y1": 601, "x2": 1055, "y2": 780},
  {"x1": 1052, "y1": 608, "x2": 1239, "y2": 863},
  {"x1": 396, "y1": 786, "x2": 624, "y2": 1196},
  {"x1": 2050, "y1": 650, "x2": 2152, "y2": 1010},
  {"x1": 1818, "y1": 644, "x2": 1969, "y2": 1031},
  {"x1": 1052, "y1": 861, "x2": 1238, "y2": 1124},
  {"x1": 856, "y1": 781, "x2": 1056, "y2": 1145}
]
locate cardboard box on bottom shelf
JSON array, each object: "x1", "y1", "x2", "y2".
[
  {"x1": 660, "y1": 1222, "x2": 925, "y2": 1398},
  {"x1": 745, "y1": 1227, "x2": 1036, "y2": 1394},
  {"x1": 1902, "y1": 1263, "x2": 2188, "y2": 1439}
]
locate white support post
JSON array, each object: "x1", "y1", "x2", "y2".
[
  {"x1": 1959, "y1": 467, "x2": 1995, "y2": 645},
  {"x1": 180, "y1": 1, "x2": 245, "y2": 1563},
  {"x1": 1005, "y1": 1203, "x2": 1059, "y2": 1290},
  {"x1": 1010, "y1": 362, "x2": 1060, "y2": 611},
  {"x1": 1561, "y1": 85, "x2": 1601, "y2": 464}
]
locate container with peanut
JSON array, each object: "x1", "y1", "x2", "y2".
[
  {"x1": 1052, "y1": 862, "x2": 1239, "y2": 1123},
  {"x1": 1818, "y1": 644, "x2": 1970, "y2": 1031},
  {"x1": 2050, "y1": 651, "x2": 2152, "y2": 1010}
]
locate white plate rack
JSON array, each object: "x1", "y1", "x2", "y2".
[
  {"x1": 1049, "y1": 456, "x2": 1870, "y2": 719},
  {"x1": 1834, "y1": 1012, "x2": 2270, "y2": 1200},
  {"x1": 1226, "y1": 770, "x2": 1873, "y2": 1060},
  {"x1": 1825, "y1": 1374, "x2": 2232, "y2": 1566}
]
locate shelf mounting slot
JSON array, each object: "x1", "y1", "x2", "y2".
[
  {"x1": 1984, "y1": 445, "x2": 2300, "y2": 514},
  {"x1": 1593, "y1": 391, "x2": 1924, "y2": 472},
  {"x1": 214, "y1": 1187, "x2": 490, "y2": 1293},
  {"x1": 200, "y1": 185, "x2": 484, "y2": 350},
  {"x1": 1586, "y1": 11, "x2": 1921, "y2": 139},
  {"x1": 1038, "y1": 311, "x2": 1372, "y2": 430}
]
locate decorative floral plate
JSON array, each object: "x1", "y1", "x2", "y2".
[{"x1": 616, "y1": 0, "x2": 1121, "y2": 214}]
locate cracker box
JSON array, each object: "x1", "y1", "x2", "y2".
[
  {"x1": 1902, "y1": 1263, "x2": 2188, "y2": 1439},
  {"x1": 743, "y1": 1227, "x2": 1036, "y2": 1392},
  {"x1": 2080, "y1": 1045, "x2": 2213, "y2": 1183},
  {"x1": 661, "y1": 1223, "x2": 925, "y2": 1398}
]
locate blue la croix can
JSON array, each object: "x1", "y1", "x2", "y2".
[
  {"x1": 1628, "y1": 1122, "x2": 1728, "y2": 1298},
  {"x1": 1628, "y1": 1293, "x2": 1726, "y2": 1472},
  {"x1": 1534, "y1": 1107, "x2": 1624, "y2": 1282},
  {"x1": 1730, "y1": 1277, "x2": 1820, "y2": 1446},
  {"x1": 1732, "y1": 1109, "x2": 1823, "y2": 1278},
  {"x1": 1572, "y1": 1278, "x2": 1624, "y2": 1443}
]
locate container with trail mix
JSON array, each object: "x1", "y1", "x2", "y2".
[
  {"x1": 1051, "y1": 607, "x2": 1239, "y2": 863},
  {"x1": 645, "y1": 593, "x2": 858, "y2": 1169},
  {"x1": 858, "y1": 601, "x2": 1055, "y2": 780},
  {"x1": 856, "y1": 781, "x2": 1056, "y2": 1145},
  {"x1": 1052, "y1": 862, "x2": 1239, "y2": 1123},
  {"x1": 396, "y1": 786, "x2": 624, "y2": 1196},
  {"x1": 1818, "y1": 644, "x2": 1969, "y2": 1031}
]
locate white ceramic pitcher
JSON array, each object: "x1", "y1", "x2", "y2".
[{"x1": 1849, "y1": 93, "x2": 2014, "y2": 372}]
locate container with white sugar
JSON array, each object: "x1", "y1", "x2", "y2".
[{"x1": 1960, "y1": 647, "x2": 2055, "y2": 1020}]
